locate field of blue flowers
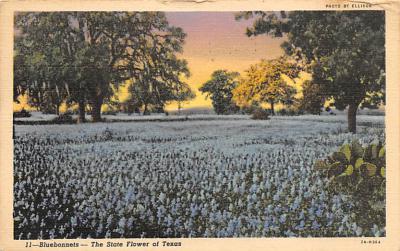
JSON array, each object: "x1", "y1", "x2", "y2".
[{"x1": 13, "y1": 116, "x2": 385, "y2": 239}]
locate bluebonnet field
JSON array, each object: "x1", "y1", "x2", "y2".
[{"x1": 13, "y1": 115, "x2": 385, "y2": 239}]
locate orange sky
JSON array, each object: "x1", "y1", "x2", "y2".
[
  {"x1": 14, "y1": 12, "x2": 288, "y2": 112},
  {"x1": 164, "y1": 12, "x2": 286, "y2": 109}
]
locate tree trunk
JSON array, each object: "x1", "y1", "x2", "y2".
[
  {"x1": 77, "y1": 99, "x2": 86, "y2": 123},
  {"x1": 178, "y1": 101, "x2": 181, "y2": 115},
  {"x1": 143, "y1": 103, "x2": 150, "y2": 116},
  {"x1": 55, "y1": 103, "x2": 60, "y2": 116},
  {"x1": 127, "y1": 104, "x2": 133, "y2": 115},
  {"x1": 270, "y1": 102, "x2": 275, "y2": 115},
  {"x1": 91, "y1": 96, "x2": 103, "y2": 122},
  {"x1": 348, "y1": 102, "x2": 358, "y2": 133}
]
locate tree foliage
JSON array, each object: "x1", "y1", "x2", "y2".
[
  {"x1": 298, "y1": 80, "x2": 325, "y2": 115},
  {"x1": 14, "y1": 12, "x2": 190, "y2": 121},
  {"x1": 237, "y1": 11, "x2": 385, "y2": 132},
  {"x1": 233, "y1": 57, "x2": 300, "y2": 115},
  {"x1": 175, "y1": 83, "x2": 196, "y2": 114},
  {"x1": 199, "y1": 70, "x2": 240, "y2": 115}
]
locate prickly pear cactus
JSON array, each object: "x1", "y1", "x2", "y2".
[
  {"x1": 315, "y1": 140, "x2": 385, "y2": 235},
  {"x1": 315, "y1": 140, "x2": 385, "y2": 180}
]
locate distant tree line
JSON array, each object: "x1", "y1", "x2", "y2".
[
  {"x1": 199, "y1": 58, "x2": 302, "y2": 116},
  {"x1": 14, "y1": 12, "x2": 195, "y2": 122}
]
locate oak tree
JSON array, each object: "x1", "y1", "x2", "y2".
[
  {"x1": 237, "y1": 11, "x2": 385, "y2": 132},
  {"x1": 233, "y1": 58, "x2": 300, "y2": 115},
  {"x1": 199, "y1": 70, "x2": 240, "y2": 115}
]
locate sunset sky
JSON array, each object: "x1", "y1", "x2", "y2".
[
  {"x1": 164, "y1": 12, "x2": 286, "y2": 109},
  {"x1": 14, "y1": 12, "x2": 288, "y2": 112}
]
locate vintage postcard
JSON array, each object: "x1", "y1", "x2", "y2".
[{"x1": 0, "y1": 0, "x2": 399, "y2": 250}]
